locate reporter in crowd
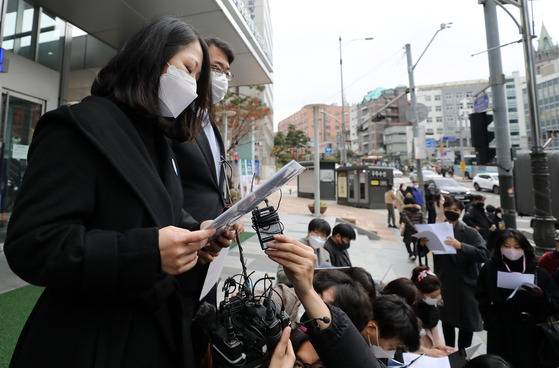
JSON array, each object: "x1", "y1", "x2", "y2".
[
  {"x1": 475, "y1": 229, "x2": 559, "y2": 368},
  {"x1": 4, "y1": 16, "x2": 238, "y2": 368},
  {"x1": 419, "y1": 197, "x2": 489, "y2": 350},
  {"x1": 410, "y1": 266, "x2": 456, "y2": 357},
  {"x1": 276, "y1": 218, "x2": 332, "y2": 286}
]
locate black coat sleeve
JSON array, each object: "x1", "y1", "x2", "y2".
[
  {"x1": 475, "y1": 264, "x2": 494, "y2": 329},
  {"x1": 4, "y1": 120, "x2": 161, "y2": 295},
  {"x1": 459, "y1": 227, "x2": 490, "y2": 263},
  {"x1": 306, "y1": 304, "x2": 381, "y2": 368}
]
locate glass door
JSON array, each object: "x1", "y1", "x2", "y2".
[{"x1": 0, "y1": 91, "x2": 44, "y2": 224}]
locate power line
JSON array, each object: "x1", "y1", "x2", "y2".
[{"x1": 322, "y1": 48, "x2": 406, "y2": 104}]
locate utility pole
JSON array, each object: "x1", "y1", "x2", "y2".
[
  {"x1": 305, "y1": 103, "x2": 328, "y2": 216},
  {"x1": 405, "y1": 44, "x2": 426, "y2": 211},
  {"x1": 518, "y1": 0, "x2": 556, "y2": 251},
  {"x1": 404, "y1": 24, "x2": 450, "y2": 211},
  {"x1": 482, "y1": 0, "x2": 517, "y2": 229},
  {"x1": 339, "y1": 36, "x2": 347, "y2": 166}
]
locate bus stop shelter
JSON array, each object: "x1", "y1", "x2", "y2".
[{"x1": 336, "y1": 166, "x2": 393, "y2": 209}]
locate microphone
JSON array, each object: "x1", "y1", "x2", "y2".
[{"x1": 297, "y1": 316, "x2": 331, "y2": 330}]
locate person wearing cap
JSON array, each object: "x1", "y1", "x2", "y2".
[{"x1": 463, "y1": 195, "x2": 495, "y2": 241}]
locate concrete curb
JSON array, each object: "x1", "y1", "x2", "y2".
[{"x1": 335, "y1": 217, "x2": 381, "y2": 241}]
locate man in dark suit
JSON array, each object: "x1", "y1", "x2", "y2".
[
  {"x1": 171, "y1": 37, "x2": 241, "y2": 325},
  {"x1": 419, "y1": 197, "x2": 489, "y2": 350}
]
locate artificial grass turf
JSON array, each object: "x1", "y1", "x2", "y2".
[
  {"x1": 230, "y1": 231, "x2": 256, "y2": 250},
  {"x1": 0, "y1": 285, "x2": 44, "y2": 367}
]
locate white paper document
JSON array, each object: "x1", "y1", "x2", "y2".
[
  {"x1": 402, "y1": 353, "x2": 450, "y2": 368},
  {"x1": 497, "y1": 271, "x2": 535, "y2": 290},
  {"x1": 199, "y1": 247, "x2": 229, "y2": 301},
  {"x1": 412, "y1": 222, "x2": 456, "y2": 255},
  {"x1": 199, "y1": 160, "x2": 306, "y2": 301},
  {"x1": 203, "y1": 160, "x2": 306, "y2": 242}
]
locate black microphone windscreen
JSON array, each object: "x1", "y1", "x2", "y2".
[{"x1": 322, "y1": 317, "x2": 330, "y2": 324}]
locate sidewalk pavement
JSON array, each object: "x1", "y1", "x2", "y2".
[{"x1": 0, "y1": 185, "x2": 487, "y2": 356}]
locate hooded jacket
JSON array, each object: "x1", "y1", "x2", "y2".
[{"x1": 400, "y1": 204, "x2": 426, "y2": 243}]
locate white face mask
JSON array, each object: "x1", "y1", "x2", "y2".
[
  {"x1": 158, "y1": 63, "x2": 198, "y2": 118},
  {"x1": 211, "y1": 71, "x2": 229, "y2": 103},
  {"x1": 413, "y1": 185, "x2": 419, "y2": 190},
  {"x1": 368, "y1": 329, "x2": 396, "y2": 359},
  {"x1": 502, "y1": 248, "x2": 524, "y2": 261},
  {"x1": 496, "y1": 214, "x2": 502, "y2": 219},
  {"x1": 308, "y1": 235, "x2": 326, "y2": 249},
  {"x1": 424, "y1": 296, "x2": 439, "y2": 306}
]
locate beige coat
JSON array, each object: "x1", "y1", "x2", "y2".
[
  {"x1": 420, "y1": 325, "x2": 445, "y2": 350},
  {"x1": 385, "y1": 190, "x2": 397, "y2": 204}
]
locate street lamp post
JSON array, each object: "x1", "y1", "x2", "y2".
[
  {"x1": 305, "y1": 103, "x2": 328, "y2": 216},
  {"x1": 339, "y1": 36, "x2": 373, "y2": 166},
  {"x1": 405, "y1": 23, "x2": 451, "y2": 211}
]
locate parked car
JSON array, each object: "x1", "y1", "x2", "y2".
[
  {"x1": 392, "y1": 168, "x2": 403, "y2": 178},
  {"x1": 473, "y1": 173, "x2": 500, "y2": 194},
  {"x1": 409, "y1": 170, "x2": 441, "y2": 182},
  {"x1": 425, "y1": 177, "x2": 471, "y2": 203}
]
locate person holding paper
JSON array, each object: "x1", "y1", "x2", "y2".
[
  {"x1": 418, "y1": 197, "x2": 489, "y2": 351},
  {"x1": 475, "y1": 229, "x2": 559, "y2": 368},
  {"x1": 3, "y1": 17, "x2": 230, "y2": 367}
]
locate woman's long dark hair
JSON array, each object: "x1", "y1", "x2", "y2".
[
  {"x1": 91, "y1": 16, "x2": 212, "y2": 143},
  {"x1": 490, "y1": 228, "x2": 536, "y2": 265}
]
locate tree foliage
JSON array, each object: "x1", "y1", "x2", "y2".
[
  {"x1": 274, "y1": 124, "x2": 310, "y2": 165},
  {"x1": 215, "y1": 85, "x2": 271, "y2": 153}
]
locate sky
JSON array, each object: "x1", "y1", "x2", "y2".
[{"x1": 269, "y1": 0, "x2": 559, "y2": 130}]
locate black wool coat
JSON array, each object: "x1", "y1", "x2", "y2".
[
  {"x1": 323, "y1": 237, "x2": 352, "y2": 267},
  {"x1": 433, "y1": 221, "x2": 489, "y2": 332},
  {"x1": 475, "y1": 261, "x2": 559, "y2": 368},
  {"x1": 306, "y1": 304, "x2": 383, "y2": 368},
  {"x1": 171, "y1": 118, "x2": 226, "y2": 295},
  {"x1": 4, "y1": 96, "x2": 200, "y2": 368}
]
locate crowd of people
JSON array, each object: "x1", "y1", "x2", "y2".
[{"x1": 3, "y1": 14, "x2": 559, "y2": 368}]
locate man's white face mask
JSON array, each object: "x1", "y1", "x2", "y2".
[
  {"x1": 158, "y1": 63, "x2": 198, "y2": 118},
  {"x1": 211, "y1": 71, "x2": 228, "y2": 103}
]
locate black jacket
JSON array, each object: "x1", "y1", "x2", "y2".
[
  {"x1": 171, "y1": 119, "x2": 226, "y2": 294},
  {"x1": 475, "y1": 261, "x2": 559, "y2": 368},
  {"x1": 4, "y1": 96, "x2": 199, "y2": 368},
  {"x1": 463, "y1": 205, "x2": 492, "y2": 240},
  {"x1": 323, "y1": 237, "x2": 352, "y2": 267},
  {"x1": 306, "y1": 304, "x2": 383, "y2": 368},
  {"x1": 433, "y1": 221, "x2": 489, "y2": 331},
  {"x1": 400, "y1": 204, "x2": 426, "y2": 244}
]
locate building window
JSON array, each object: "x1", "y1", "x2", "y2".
[
  {"x1": 428, "y1": 106, "x2": 432, "y2": 112},
  {"x1": 456, "y1": 92, "x2": 463, "y2": 100},
  {"x1": 506, "y1": 84, "x2": 515, "y2": 89},
  {"x1": 425, "y1": 95, "x2": 431, "y2": 101},
  {"x1": 400, "y1": 107, "x2": 405, "y2": 111},
  {"x1": 326, "y1": 125, "x2": 331, "y2": 129},
  {"x1": 511, "y1": 131, "x2": 519, "y2": 136},
  {"x1": 436, "y1": 117, "x2": 443, "y2": 123},
  {"x1": 446, "y1": 106, "x2": 453, "y2": 111},
  {"x1": 335, "y1": 111, "x2": 340, "y2": 115},
  {"x1": 466, "y1": 92, "x2": 473, "y2": 97},
  {"x1": 445, "y1": 93, "x2": 453, "y2": 101},
  {"x1": 427, "y1": 117, "x2": 433, "y2": 123},
  {"x1": 507, "y1": 95, "x2": 516, "y2": 100},
  {"x1": 509, "y1": 107, "x2": 518, "y2": 113},
  {"x1": 3, "y1": 0, "x2": 39, "y2": 61},
  {"x1": 436, "y1": 106, "x2": 442, "y2": 112},
  {"x1": 435, "y1": 95, "x2": 441, "y2": 101}
]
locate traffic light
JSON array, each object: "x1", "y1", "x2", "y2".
[
  {"x1": 371, "y1": 113, "x2": 386, "y2": 122},
  {"x1": 469, "y1": 112, "x2": 495, "y2": 165}
]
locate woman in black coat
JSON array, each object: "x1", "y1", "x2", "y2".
[
  {"x1": 475, "y1": 229, "x2": 559, "y2": 368},
  {"x1": 4, "y1": 17, "x2": 234, "y2": 368},
  {"x1": 419, "y1": 197, "x2": 489, "y2": 351},
  {"x1": 400, "y1": 196, "x2": 426, "y2": 261}
]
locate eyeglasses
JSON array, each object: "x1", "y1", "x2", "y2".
[
  {"x1": 211, "y1": 64, "x2": 234, "y2": 81},
  {"x1": 294, "y1": 362, "x2": 325, "y2": 368}
]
